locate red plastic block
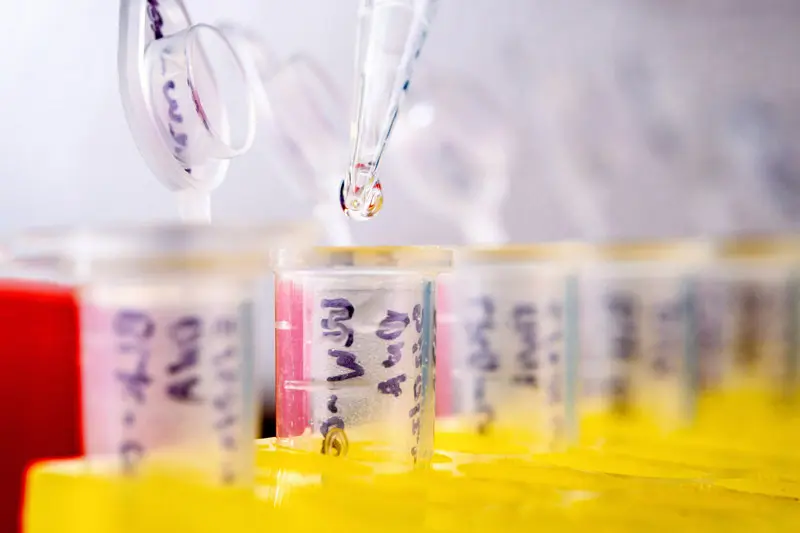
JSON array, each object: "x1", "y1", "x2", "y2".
[{"x1": 0, "y1": 281, "x2": 82, "y2": 532}]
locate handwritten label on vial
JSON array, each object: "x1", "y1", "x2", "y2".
[
  {"x1": 650, "y1": 298, "x2": 684, "y2": 379},
  {"x1": 166, "y1": 317, "x2": 203, "y2": 403},
  {"x1": 105, "y1": 306, "x2": 244, "y2": 483},
  {"x1": 509, "y1": 298, "x2": 566, "y2": 438},
  {"x1": 727, "y1": 278, "x2": 791, "y2": 387},
  {"x1": 465, "y1": 296, "x2": 499, "y2": 433},
  {"x1": 373, "y1": 305, "x2": 427, "y2": 461},
  {"x1": 646, "y1": 289, "x2": 693, "y2": 425},
  {"x1": 166, "y1": 314, "x2": 242, "y2": 483},
  {"x1": 113, "y1": 310, "x2": 156, "y2": 474},
  {"x1": 210, "y1": 318, "x2": 240, "y2": 483},
  {"x1": 409, "y1": 304, "x2": 425, "y2": 460},
  {"x1": 314, "y1": 287, "x2": 426, "y2": 463},
  {"x1": 320, "y1": 298, "x2": 358, "y2": 454},
  {"x1": 374, "y1": 308, "x2": 414, "y2": 454},
  {"x1": 544, "y1": 301, "x2": 566, "y2": 437},
  {"x1": 605, "y1": 292, "x2": 639, "y2": 414},
  {"x1": 454, "y1": 271, "x2": 571, "y2": 444},
  {"x1": 511, "y1": 303, "x2": 538, "y2": 388}
]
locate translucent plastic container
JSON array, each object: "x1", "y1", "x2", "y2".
[
  {"x1": 275, "y1": 246, "x2": 450, "y2": 469},
  {"x1": 577, "y1": 240, "x2": 713, "y2": 444},
  {"x1": 11, "y1": 222, "x2": 313, "y2": 486},
  {"x1": 692, "y1": 236, "x2": 800, "y2": 461},
  {"x1": 436, "y1": 243, "x2": 594, "y2": 455}
]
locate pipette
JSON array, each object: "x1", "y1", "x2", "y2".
[
  {"x1": 220, "y1": 24, "x2": 354, "y2": 245},
  {"x1": 342, "y1": 0, "x2": 440, "y2": 220},
  {"x1": 118, "y1": 0, "x2": 256, "y2": 222}
]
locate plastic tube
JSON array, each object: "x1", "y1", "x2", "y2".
[{"x1": 275, "y1": 246, "x2": 450, "y2": 469}]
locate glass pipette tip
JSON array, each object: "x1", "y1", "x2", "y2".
[{"x1": 342, "y1": 0, "x2": 440, "y2": 220}]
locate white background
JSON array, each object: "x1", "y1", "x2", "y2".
[
  {"x1": 3, "y1": 1, "x2": 799, "y2": 408},
  {"x1": 2, "y1": 0, "x2": 799, "y2": 243}
]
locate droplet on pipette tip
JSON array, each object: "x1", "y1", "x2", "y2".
[{"x1": 339, "y1": 176, "x2": 384, "y2": 220}]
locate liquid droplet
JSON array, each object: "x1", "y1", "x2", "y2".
[{"x1": 340, "y1": 179, "x2": 384, "y2": 220}]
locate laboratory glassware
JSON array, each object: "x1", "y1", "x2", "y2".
[{"x1": 343, "y1": 0, "x2": 441, "y2": 220}]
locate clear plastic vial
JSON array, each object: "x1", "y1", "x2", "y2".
[
  {"x1": 9, "y1": 223, "x2": 313, "y2": 486},
  {"x1": 275, "y1": 246, "x2": 450, "y2": 469},
  {"x1": 692, "y1": 236, "x2": 800, "y2": 452},
  {"x1": 439, "y1": 244, "x2": 593, "y2": 453},
  {"x1": 577, "y1": 240, "x2": 712, "y2": 439}
]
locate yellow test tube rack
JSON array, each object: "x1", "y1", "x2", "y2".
[{"x1": 24, "y1": 437, "x2": 800, "y2": 533}]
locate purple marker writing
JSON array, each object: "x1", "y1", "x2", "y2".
[
  {"x1": 112, "y1": 309, "x2": 156, "y2": 474},
  {"x1": 408, "y1": 303, "x2": 425, "y2": 460},
  {"x1": 167, "y1": 316, "x2": 203, "y2": 403},
  {"x1": 321, "y1": 298, "x2": 355, "y2": 347},
  {"x1": 376, "y1": 310, "x2": 410, "y2": 400},
  {"x1": 653, "y1": 299, "x2": 682, "y2": 378},
  {"x1": 606, "y1": 292, "x2": 639, "y2": 412},
  {"x1": 511, "y1": 303, "x2": 538, "y2": 387},
  {"x1": 320, "y1": 298, "x2": 358, "y2": 449},
  {"x1": 146, "y1": 0, "x2": 164, "y2": 40},
  {"x1": 465, "y1": 296, "x2": 497, "y2": 433},
  {"x1": 147, "y1": 0, "x2": 192, "y2": 165},
  {"x1": 374, "y1": 305, "x2": 424, "y2": 460},
  {"x1": 162, "y1": 80, "x2": 189, "y2": 160},
  {"x1": 467, "y1": 297, "x2": 499, "y2": 372},
  {"x1": 212, "y1": 315, "x2": 240, "y2": 483}
]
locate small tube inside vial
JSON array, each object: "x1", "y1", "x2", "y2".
[
  {"x1": 440, "y1": 243, "x2": 594, "y2": 453},
  {"x1": 11, "y1": 223, "x2": 312, "y2": 486},
  {"x1": 275, "y1": 246, "x2": 450, "y2": 469}
]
